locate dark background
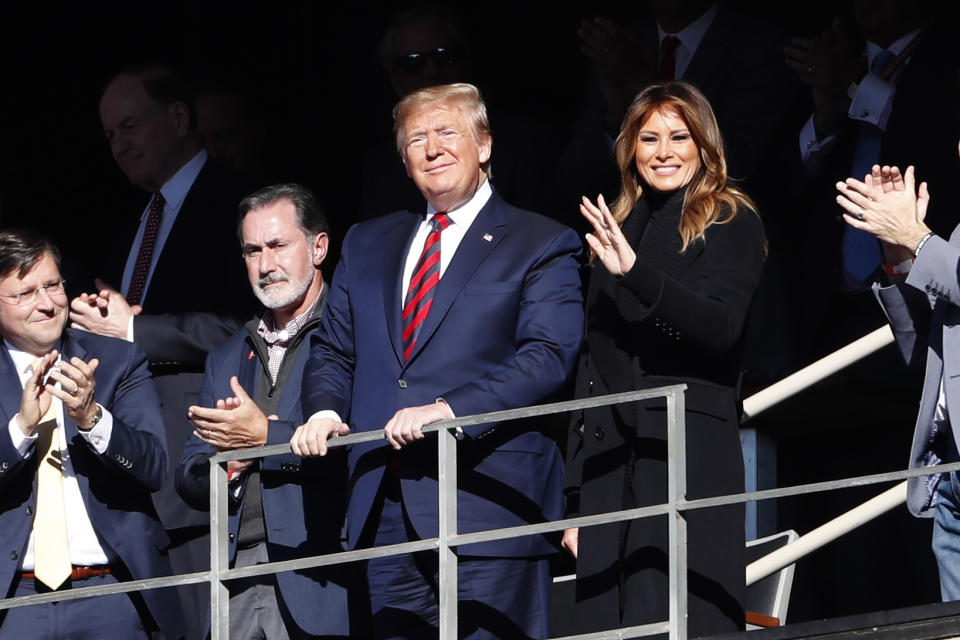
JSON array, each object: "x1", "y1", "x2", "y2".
[{"x1": 1, "y1": 0, "x2": 957, "y2": 629}]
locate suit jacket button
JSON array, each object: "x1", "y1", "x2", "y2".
[
  {"x1": 228, "y1": 533, "x2": 235, "y2": 542},
  {"x1": 398, "y1": 379, "x2": 408, "y2": 389},
  {"x1": 25, "y1": 506, "x2": 32, "y2": 516},
  {"x1": 9, "y1": 551, "x2": 17, "y2": 561},
  {"x1": 594, "y1": 426, "x2": 605, "y2": 441},
  {"x1": 1, "y1": 462, "x2": 8, "y2": 470}
]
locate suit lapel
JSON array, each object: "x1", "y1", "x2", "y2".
[
  {"x1": 238, "y1": 335, "x2": 260, "y2": 402},
  {"x1": 402, "y1": 194, "x2": 507, "y2": 365},
  {"x1": 383, "y1": 213, "x2": 424, "y2": 365},
  {"x1": 0, "y1": 348, "x2": 24, "y2": 425},
  {"x1": 682, "y1": 6, "x2": 730, "y2": 89}
]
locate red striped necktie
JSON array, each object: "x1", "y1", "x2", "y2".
[
  {"x1": 128, "y1": 191, "x2": 165, "y2": 306},
  {"x1": 402, "y1": 213, "x2": 450, "y2": 360}
]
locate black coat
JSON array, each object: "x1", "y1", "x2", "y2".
[{"x1": 565, "y1": 190, "x2": 765, "y2": 635}]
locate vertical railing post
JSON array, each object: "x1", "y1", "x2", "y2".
[
  {"x1": 666, "y1": 388, "x2": 688, "y2": 640},
  {"x1": 210, "y1": 460, "x2": 231, "y2": 639},
  {"x1": 437, "y1": 426, "x2": 458, "y2": 639}
]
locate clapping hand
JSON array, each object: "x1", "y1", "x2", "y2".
[
  {"x1": 69, "y1": 278, "x2": 141, "y2": 340},
  {"x1": 836, "y1": 164, "x2": 931, "y2": 259}
]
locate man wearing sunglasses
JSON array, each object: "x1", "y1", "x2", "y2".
[
  {"x1": 0, "y1": 230, "x2": 181, "y2": 639},
  {"x1": 360, "y1": 6, "x2": 554, "y2": 221}
]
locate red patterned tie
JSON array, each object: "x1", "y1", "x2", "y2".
[
  {"x1": 659, "y1": 36, "x2": 680, "y2": 81},
  {"x1": 127, "y1": 191, "x2": 165, "y2": 307},
  {"x1": 402, "y1": 213, "x2": 450, "y2": 360}
]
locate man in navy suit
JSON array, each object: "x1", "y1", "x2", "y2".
[
  {"x1": 176, "y1": 184, "x2": 354, "y2": 638},
  {"x1": 0, "y1": 230, "x2": 181, "y2": 639},
  {"x1": 291, "y1": 83, "x2": 584, "y2": 639},
  {"x1": 70, "y1": 64, "x2": 259, "y2": 639}
]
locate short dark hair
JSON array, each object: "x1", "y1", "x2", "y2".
[
  {"x1": 237, "y1": 183, "x2": 330, "y2": 243},
  {"x1": 0, "y1": 230, "x2": 61, "y2": 280},
  {"x1": 104, "y1": 64, "x2": 197, "y2": 129}
]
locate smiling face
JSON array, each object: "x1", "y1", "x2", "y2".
[
  {"x1": 99, "y1": 74, "x2": 189, "y2": 192},
  {"x1": 633, "y1": 107, "x2": 701, "y2": 193},
  {"x1": 0, "y1": 254, "x2": 67, "y2": 356},
  {"x1": 400, "y1": 101, "x2": 491, "y2": 213}
]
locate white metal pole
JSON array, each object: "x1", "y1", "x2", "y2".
[
  {"x1": 746, "y1": 481, "x2": 907, "y2": 586},
  {"x1": 742, "y1": 326, "x2": 894, "y2": 422}
]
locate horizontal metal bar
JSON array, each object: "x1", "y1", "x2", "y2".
[
  {"x1": 0, "y1": 570, "x2": 211, "y2": 610},
  {"x1": 8, "y1": 443, "x2": 949, "y2": 612},
  {"x1": 0, "y1": 539, "x2": 442, "y2": 611},
  {"x1": 550, "y1": 621, "x2": 670, "y2": 639},
  {"x1": 451, "y1": 504, "x2": 672, "y2": 547},
  {"x1": 681, "y1": 460, "x2": 960, "y2": 512},
  {"x1": 6, "y1": 373, "x2": 943, "y2": 618},
  {"x1": 221, "y1": 539, "x2": 438, "y2": 581},
  {"x1": 746, "y1": 481, "x2": 907, "y2": 586},
  {"x1": 211, "y1": 386, "x2": 688, "y2": 463},
  {"x1": 415, "y1": 461, "x2": 960, "y2": 550}
]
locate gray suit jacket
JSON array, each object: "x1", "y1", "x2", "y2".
[{"x1": 875, "y1": 226, "x2": 960, "y2": 516}]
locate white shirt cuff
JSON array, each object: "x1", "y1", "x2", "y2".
[
  {"x1": 308, "y1": 410, "x2": 343, "y2": 424},
  {"x1": 126, "y1": 316, "x2": 135, "y2": 342},
  {"x1": 8, "y1": 415, "x2": 37, "y2": 457},
  {"x1": 848, "y1": 74, "x2": 895, "y2": 129},
  {"x1": 77, "y1": 405, "x2": 113, "y2": 454},
  {"x1": 435, "y1": 398, "x2": 463, "y2": 439}
]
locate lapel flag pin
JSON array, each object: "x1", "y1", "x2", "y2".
[{"x1": 483, "y1": 233, "x2": 493, "y2": 242}]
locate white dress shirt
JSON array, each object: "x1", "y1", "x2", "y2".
[
  {"x1": 120, "y1": 149, "x2": 208, "y2": 299},
  {"x1": 5, "y1": 343, "x2": 114, "y2": 569},
  {"x1": 401, "y1": 179, "x2": 491, "y2": 296},
  {"x1": 799, "y1": 28, "x2": 922, "y2": 173},
  {"x1": 310, "y1": 180, "x2": 492, "y2": 427}
]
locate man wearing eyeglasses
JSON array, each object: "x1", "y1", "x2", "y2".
[{"x1": 0, "y1": 230, "x2": 181, "y2": 639}]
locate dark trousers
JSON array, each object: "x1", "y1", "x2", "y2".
[
  {"x1": 0, "y1": 572, "x2": 148, "y2": 639},
  {"x1": 366, "y1": 473, "x2": 551, "y2": 640}
]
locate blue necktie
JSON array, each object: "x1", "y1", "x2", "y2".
[{"x1": 842, "y1": 49, "x2": 896, "y2": 283}]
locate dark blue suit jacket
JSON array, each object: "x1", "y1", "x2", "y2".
[
  {"x1": 176, "y1": 317, "x2": 351, "y2": 637},
  {"x1": 0, "y1": 329, "x2": 182, "y2": 639},
  {"x1": 302, "y1": 190, "x2": 584, "y2": 557},
  {"x1": 124, "y1": 159, "x2": 261, "y2": 532}
]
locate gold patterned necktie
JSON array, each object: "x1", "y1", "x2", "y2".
[{"x1": 30, "y1": 359, "x2": 71, "y2": 590}]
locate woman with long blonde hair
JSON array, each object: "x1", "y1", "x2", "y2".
[{"x1": 562, "y1": 81, "x2": 766, "y2": 635}]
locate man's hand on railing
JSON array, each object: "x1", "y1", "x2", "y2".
[
  {"x1": 561, "y1": 527, "x2": 579, "y2": 559},
  {"x1": 383, "y1": 401, "x2": 454, "y2": 450},
  {"x1": 290, "y1": 416, "x2": 351, "y2": 457}
]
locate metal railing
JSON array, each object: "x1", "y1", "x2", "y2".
[
  {"x1": 207, "y1": 385, "x2": 691, "y2": 639},
  {"x1": 0, "y1": 323, "x2": 935, "y2": 639}
]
